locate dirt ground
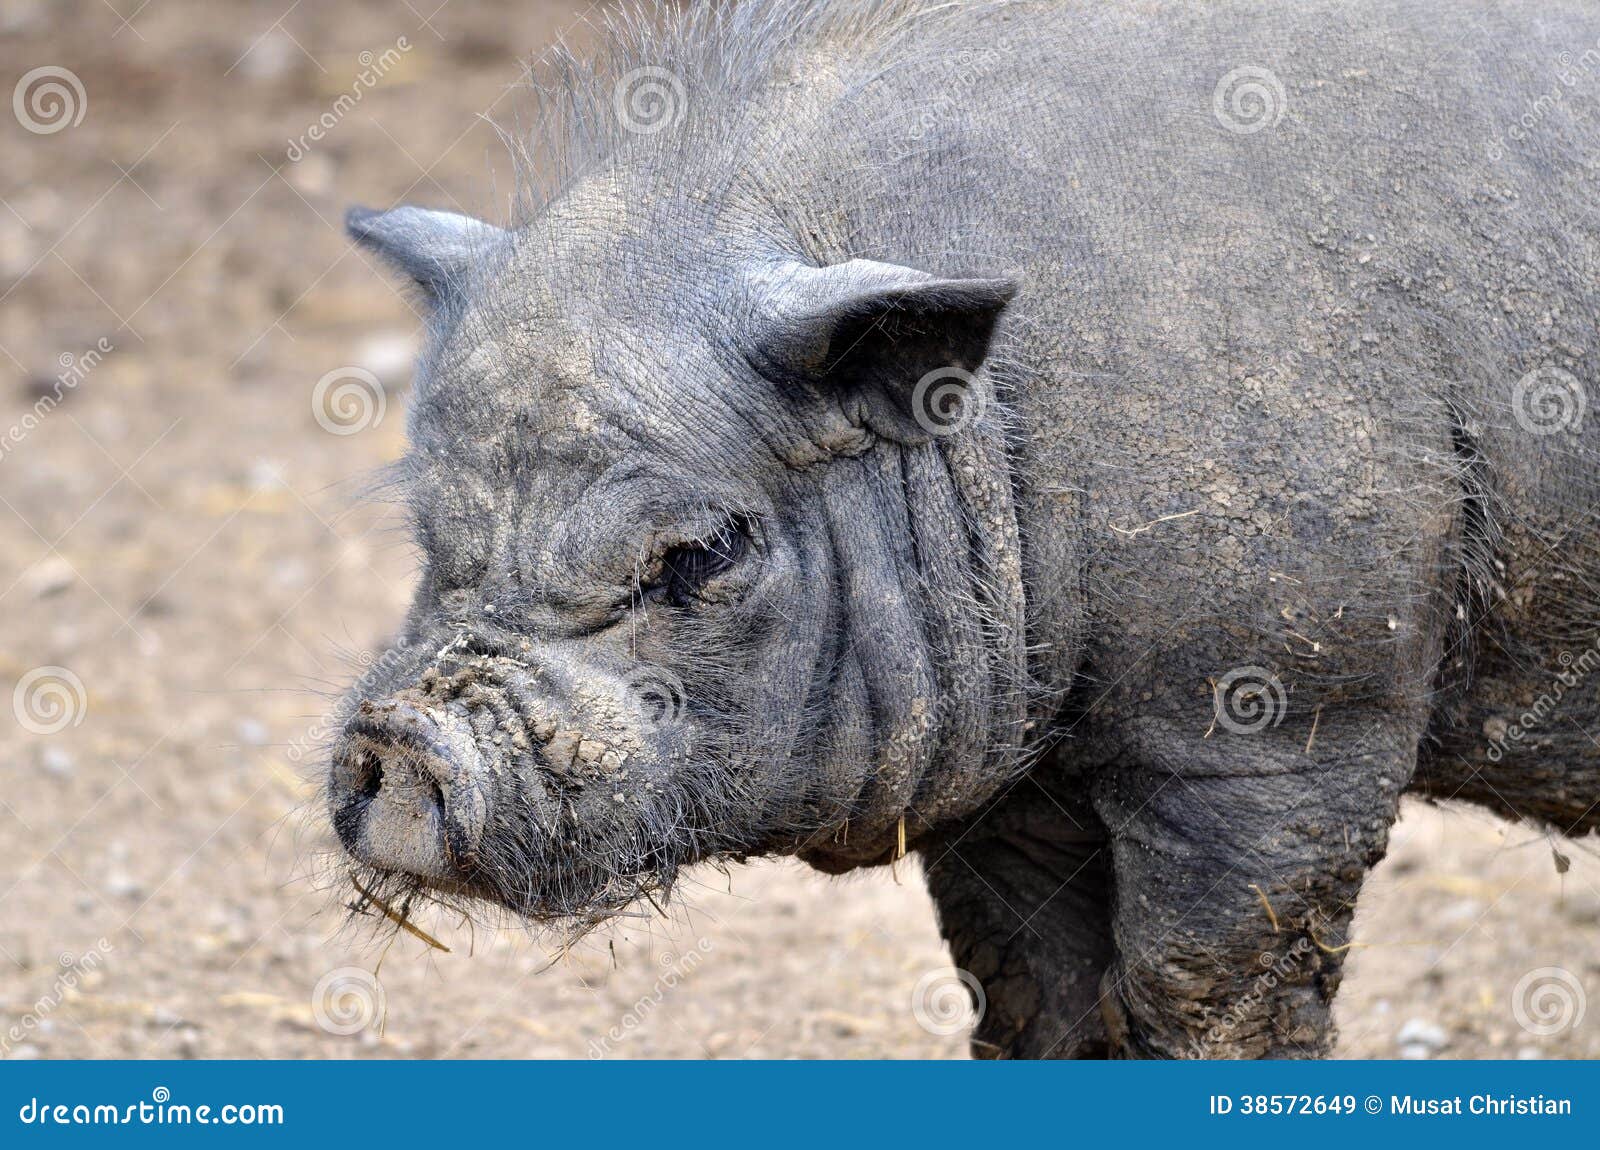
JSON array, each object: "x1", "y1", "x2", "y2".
[{"x1": 1, "y1": 0, "x2": 1596, "y2": 1060}]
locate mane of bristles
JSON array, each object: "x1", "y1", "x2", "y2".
[{"x1": 500, "y1": 0, "x2": 1008, "y2": 226}]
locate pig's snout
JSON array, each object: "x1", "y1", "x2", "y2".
[{"x1": 331, "y1": 698, "x2": 490, "y2": 880}]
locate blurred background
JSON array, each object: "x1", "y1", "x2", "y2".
[{"x1": 0, "y1": 0, "x2": 1596, "y2": 1059}]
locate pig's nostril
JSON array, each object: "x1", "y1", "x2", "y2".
[
  {"x1": 355, "y1": 751, "x2": 384, "y2": 801},
  {"x1": 332, "y1": 701, "x2": 489, "y2": 879}
]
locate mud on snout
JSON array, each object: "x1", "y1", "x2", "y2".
[{"x1": 327, "y1": 641, "x2": 723, "y2": 922}]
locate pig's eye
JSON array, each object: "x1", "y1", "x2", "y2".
[{"x1": 646, "y1": 513, "x2": 753, "y2": 606}]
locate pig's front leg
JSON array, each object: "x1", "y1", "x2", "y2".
[
  {"x1": 922, "y1": 778, "x2": 1114, "y2": 1058},
  {"x1": 1091, "y1": 713, "x2": 1415, "y2": 1058}
]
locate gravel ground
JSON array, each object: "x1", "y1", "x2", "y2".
[{"x1": 1, "y1": 0, "x2": 1596, "y2": 1060}]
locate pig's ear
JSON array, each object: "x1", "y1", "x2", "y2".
[
  {"x1": 346, "y1": 205, "x2": 506, "y2": 306},
  {"x1": 743, "y1": 259, "x2": 1017, "y2": 444}
]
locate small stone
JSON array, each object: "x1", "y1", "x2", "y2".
[
  {"x1": 247, "y1": 460, "x2": 286, "y2": 491},
  {"x1": 105, "y1": 871, "x2": 144, "y2": 900},
  {"x1": 38, "y1": 746, "x2": 75, "y2": 778},
  {"x1": 270, "y1": 558, "x2": 309, "y2": 588},
  {"x1": 1438, "y1": 898, "x2": 1484, "y2": 923},
  {"x1": 238, "y1": 30, "x2": 296, "y2": 81},
  {"x1": 357, "y1": 332, "x2": 417, "y2": 386},
  {"x1": 1395, "y1": 1018, "x2": 1447, "y2": 1052},
  {"x1": 25, "y1": 556, "x2": 73, "y2": 599},
  {"x1": 0, "y1": 0, "x2": 46, "y2": 33},
  {"x1": 286, "y1": 152, "x2": 335, "y2": 197}
]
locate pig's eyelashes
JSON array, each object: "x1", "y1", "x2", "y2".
[
  {"x1": 644, "y1": 512, "x2": 755, "y2": 607},
  {"x1": 663, "y1": 532, "x2": 743, "y2": 593}
]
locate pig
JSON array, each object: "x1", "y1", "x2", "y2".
[{"x1": 329, "y1": 0, "x2": 1600, "y2": 1058}]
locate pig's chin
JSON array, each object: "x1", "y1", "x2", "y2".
[
  {"x1": 344, "y1": 777, "x2": 723, "y2": 930},
  {"x1": 326, "y1": 645, "x2": 749, "y2": 927},
  {"x1": 333, "y1": 724, "x2": 750, "y2": 929}
]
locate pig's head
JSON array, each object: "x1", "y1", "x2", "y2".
[{"x1": 327, "y1": 195, "x2": 1035, "y2": 926}]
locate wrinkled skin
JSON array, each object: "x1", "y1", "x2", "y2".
[{"x1": 330, "y1": 0, "x2": 1600, "y2": 1057}]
